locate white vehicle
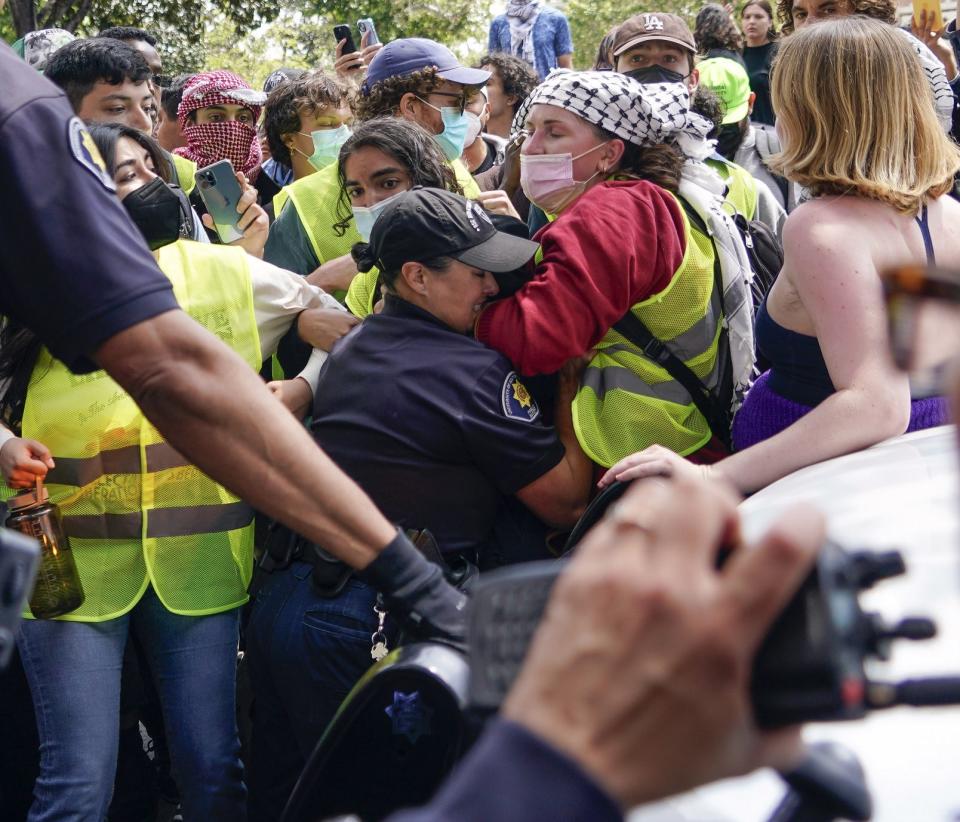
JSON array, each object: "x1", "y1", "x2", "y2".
[{"x1": 633, "y1": 425, "x2": 960, "y2": 822}]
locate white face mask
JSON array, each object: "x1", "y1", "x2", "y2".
[
  {"x1": 352, "y1": 190, "x2": 405, "y2": 242},
  {"x1": 463, "y1": 111, "x2": 484, "y2": 149},
  {"x1": 519, "y1": 142, "x2": 608, "y2": 215}
]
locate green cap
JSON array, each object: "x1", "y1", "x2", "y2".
[{"x1": 697, "y1": 56, "x2": 752, "y2": 124}]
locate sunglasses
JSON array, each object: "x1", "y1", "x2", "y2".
[{"x1": 420, "y1": 90, "x2": 470, "y2": 115}]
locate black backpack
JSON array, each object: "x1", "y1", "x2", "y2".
[{"x1": 612, "y1": 197, "x2": 783, "y2": 449}]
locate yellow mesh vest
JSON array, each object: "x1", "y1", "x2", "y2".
[
  {"x1": 12, "y1": 241, "x2": 261, "y2": 621},
  {"x1": 707, "y1": 157, "x2": 757, "y2": 220},
  {"x1": 342, "y1": 158, "x2": 482, "y2": 318},
  {"x1": 572, "y1": 195, "x2": 723, "y2": 467},
  {"x1": 170, "y1": 153, "x2": 197, "y2": 195}
]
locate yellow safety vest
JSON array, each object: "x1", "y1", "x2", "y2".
[
  {"x1": 572, "y1": 194, "x2": 723, "y2": 467},
  {"x1": 282, "y1": 157, "x2": 481, "y2": 318},
  {"x1": 13, "y1": 240, "x2": 261, "y2": 621},
  {"x1": 707, "y1": 157, "x2": 757, "y2": 220},
  {"x1": 170, "y1": 152, "x2": 197, "y2": 196}
]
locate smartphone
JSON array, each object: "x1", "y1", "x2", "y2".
[
  {"x1": 912, "y1": 0, "x2": 943, "y2": 30},
  {"x1": 0, "y1": 528, "x2": 40, "y2": 670},
  {"x1": 357, "y1": 18, "x2": 380, "y2": 46},
  {"x1": 333, "y1": 24, "x2": 358, "y2": 55},
  {"x1": 194, "y1": 160, "x2": 244, "y2": 243}
]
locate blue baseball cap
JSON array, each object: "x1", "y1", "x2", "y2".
[{"x1": 362, "y1": 38, "x2": 490, "y2": 94}]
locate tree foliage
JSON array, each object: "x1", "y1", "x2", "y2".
[
  {"x1": 4, "y1": 0, "x2": 280, "y2": 65},
  {"x1": 302, "y1": 0, "x2": 489, "y2": 52},
  {"x1": 563, "y1": 0, "x2": 702, "y2": 69}
]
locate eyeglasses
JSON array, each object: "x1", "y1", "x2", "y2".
[
  {"x1": 420, "y1": 90, "x2": 469, "y2": 115},
  {"x1": 882, "y1": 265, "x2": 960, "y2": 395}
]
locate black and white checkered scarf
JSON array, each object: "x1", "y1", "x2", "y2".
[{"x1": 512, "y1": 70, "x2": 715, "y2": 161}]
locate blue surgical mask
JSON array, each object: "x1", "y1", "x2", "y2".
[
  {"x1": 416, "y1": 96, "x2": 470, "y2": 161},
  {"x1": 298, "y1": 124, "x2": 352, "y2": 170},
  {"x1": 352, "y1": 190, "x2": 405, "y2": 242}
]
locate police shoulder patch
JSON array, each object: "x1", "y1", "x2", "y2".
[
  {"x1": 501, "y1": 371, "x2": 540, "y2": 423},
  {"x1": 67, "y1": 117, "x2": 116, "y2": 192}
]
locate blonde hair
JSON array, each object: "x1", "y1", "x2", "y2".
[{"x1": 770, "y1": 17, "x2": 960, "y2": 214}]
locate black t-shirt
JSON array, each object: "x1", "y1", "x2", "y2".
[
  {"x1": 310, "y1": 295, "x2": 564, "y2": 557},
  {"x1": 0, "y1": 43, "x2": 178, "y2": 374},
  {"x1": 743, "y1": 42, "x2": 779, "y2": 127}
]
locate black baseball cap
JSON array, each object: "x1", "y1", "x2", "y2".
[{"x1": 364, "y1": 188, "x2": 539, "y2": 274}]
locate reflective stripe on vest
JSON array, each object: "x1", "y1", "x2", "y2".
[
  {"x1": 12, "y1": 240, "x2": 261, "y2": 621},
  {"x1": 572, "y1": 197, "x2": 723, "y2": 467}
]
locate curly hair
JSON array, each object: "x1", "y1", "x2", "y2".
[
  {"x1": 690, "y1": 86, "x2": 726, "y2": 133},
  {"x1": 332, "y1": 117, "x2": 463, "y2": 235},
  {"x1": 740, "y1": 1, "x2": 779, "y2": 41},
  {"x1": 355, "y1": 67, "x2": 445, "y2": 121},
  {"x1": 695, "y1": 3, "x2": 744, "y2": 54},
  {"x1": 477, "y1": 52, "x2": 541, "y2": 109},
  {"x1": 776, "y1": 0, "x2": 895, "y2": 35},
  {"x1": 770, "y1": 17, "x2": 960, "y2": 212},
  {"x1": 264, "y1": 70, "x2": 351, "y2": 167}
]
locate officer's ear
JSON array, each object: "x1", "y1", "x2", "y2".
[
  {"x1": 399, "y1": 261, "x2": 429, "y2": 295},
  {"x1": 397, "y1": 92, "x2": 422, "y2": 122}
]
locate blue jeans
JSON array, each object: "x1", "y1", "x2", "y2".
[
  {"x1": 17, "y1": 585, "x2": 245, "y2": 822},
  {"x1": 245, "y1": 561, "x2": 394, "y2": 821}
]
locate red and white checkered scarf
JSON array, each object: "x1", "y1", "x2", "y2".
[{"x1": 175, "y1": 71, "x2": 264, "y2": 175}]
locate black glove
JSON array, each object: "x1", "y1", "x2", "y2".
[{"x1": 358, "y1": 530, "x2": 468, "y2": 645}]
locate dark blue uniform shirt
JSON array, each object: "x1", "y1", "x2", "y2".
[
  {"x1": 310, "y1": 295, "x2": 564, "y2": 557},
  {"x1": 0, "y1": 43, "x2": 178, "y2": 373}
]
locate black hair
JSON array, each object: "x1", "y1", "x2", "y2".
[
  {"x1": 97, "y1": 26, "x2": 158, "y2": 47},
  {"x1": 591, "y1": 123, "x2": 685, "y2": 194},
  {"x1": 352, "y1": 247, "x2": 454, "y2": 290},
  {"x1": 592, "y1": 27, "x2": 619, "y2": 71},
  {"x1": 476, "y1": 52, "x2": 540, "y2": 111},
  {"x1": 694, "y1": 4, "x2": 744, "y2": 54},
  {"x1": 160, "y1": 73, "x2": 194, "y2": 120},
  {"x1": 332, "y1": 117, "x2": 462, "y2": 235},
  {"x1": 85, "y1": 122, "x2": 171, "y2": 183},
  {"x1": 0, "y1": 321, "x2": 43, "y2": 437},
  {"x1": 45, "y1": 38, "x2": 151, "y2": 112},
  {"x1": 264, "y1": 70, "x2": 351, "y2": 167}
]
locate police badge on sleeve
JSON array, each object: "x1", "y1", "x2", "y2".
[
  {"x1": 67, "y1": 117, "x2": 116, "y2": 191},
  {"x1": 501, "y1": 371, "x2": 540, "y2": 423}
]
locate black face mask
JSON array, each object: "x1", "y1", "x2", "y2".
[
  {"x1": 625, "y1": 65, "x2": 687, "y2": 86},
  {"x1": 714, "y1": 122, "x2": 746, "y2": 160},
  {"x1": 122, "y1": 178, "x2": 193, "y2": 251}
]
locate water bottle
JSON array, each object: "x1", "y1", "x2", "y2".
[{"x1": 5, "y1": 478, "x2": 84, "y2": 619}]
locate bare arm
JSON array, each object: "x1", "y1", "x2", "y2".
[
  {"x1": 306, "y1": 253, "x2": 358, "y2": 292},
  {"x1": 515, "y1": 361, "x2": 593, "y2": 527},
  {"x1": 95, "y1": 309, "x2": 394, "y2": 568},
  {"x1": 556, "y1": 54, "x2": 574, "y2": 69},
  {"x1": 601, "y1": 211, "x2": 912, "y2": 494}
]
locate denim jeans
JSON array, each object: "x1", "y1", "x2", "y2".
[
  {"x1": 245, "y1": 561, "x2": 395, "y2": 821},
  {"x1": 16, "y1": 585, "x2": 245, "y2": 822}
]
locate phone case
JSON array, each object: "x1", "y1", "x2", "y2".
[
  {"x1": 357, "y1": 18, "x2": 380, "y2": 46},
  {"x1": 194, "y1": 160, "x2": 244, "y2": 243},
  {"x1": 912, "y1": 0, "x2": 943, "y2": 30},
  {"x1": 334, "y1": 24, "x2": 358, "y2": 55}
]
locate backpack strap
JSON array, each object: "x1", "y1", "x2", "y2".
[{"x1": 611, "y1": 195, "x2": 732, "y2": 449}]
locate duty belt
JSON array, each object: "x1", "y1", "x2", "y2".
[{"x1": 257, "y1": 523, "x2": 475, "y2": 597}]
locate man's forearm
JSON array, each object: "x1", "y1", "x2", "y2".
[{"x1": 95, "y1": 310, "x2": 394, "y2": 568}]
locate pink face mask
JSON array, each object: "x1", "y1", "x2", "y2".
[{"x1": 519, "y1": 142, "x2": 607, "y2": 215}]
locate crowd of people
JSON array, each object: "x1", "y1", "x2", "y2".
[{"x1": 1, "y1": 0, "x2": 960, "y2": 820}]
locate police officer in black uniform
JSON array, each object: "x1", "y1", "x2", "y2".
[
  {"x1": 0, "y1": 33, "x2": 820, "y2": 822},
  {"x1": 245, "y1": 187, "x2": 594, "y2": 817}
]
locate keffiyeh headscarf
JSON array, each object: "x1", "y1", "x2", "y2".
[
  {"x1": 175, "y1": 70, "x2": 267, "y2": 175},
  {"x1": 512, "y1": 70, "x2": 715, "y2": 161}
]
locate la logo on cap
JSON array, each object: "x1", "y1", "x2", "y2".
[{"x1": 643, "y1": 14, "x2": 664, "y2": 31}]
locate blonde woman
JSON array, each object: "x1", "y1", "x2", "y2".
[{"x1": 602, "y1": 17, "x2": 960, "y2": 495}]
